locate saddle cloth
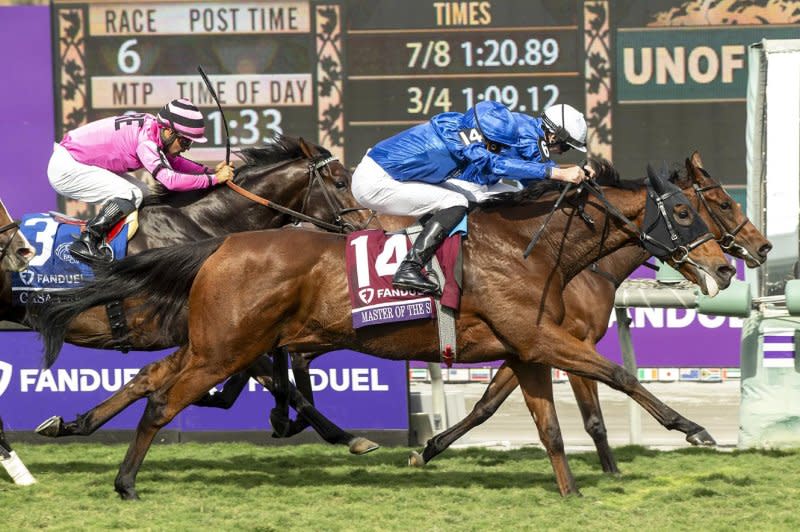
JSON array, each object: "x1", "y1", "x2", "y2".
[
  {"x1": 11, "y1": 212, "x2": 129, "y2": 306},
  {"x1": 345, "y1": 229, "x2": 462, "y2": 329}
]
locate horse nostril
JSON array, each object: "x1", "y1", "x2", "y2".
[
  {"x1": 717, "y1": 264, "x2": 736, "y2": 282},
  {"x1": 17, "y1": 248, "x2": 34, "y2": 259},
  {"x1": 759, "y1": 242, "x2": 773, "y2": 258}
]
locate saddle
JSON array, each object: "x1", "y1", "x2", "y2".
[{"x1": 345, "y1": 225, "x2": 463, "y2": 366}]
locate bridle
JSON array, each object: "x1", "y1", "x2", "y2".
[
  {"x1": 301, "y1": 155, "x2": 375, "y2": 233},
  {"x1": 0, "y1": 219, "x2": 21, "y2": 265},
  {"x1": 225, "y1": 154, "x2": 374, "y2": 234},
  {"x1": 581, "y1": 180, "x2": 714, "y2": 268},
  {"x1": 692, "y1": 182, "x2": 747, "y2": 253}
]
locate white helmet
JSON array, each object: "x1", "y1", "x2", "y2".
[{"x1": 542, "y1": 104, "x2": 587, "y2": 152}]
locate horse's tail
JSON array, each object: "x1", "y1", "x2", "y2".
[{"x1": 29, "y1": 237, "x2": 226, "y2": 369}]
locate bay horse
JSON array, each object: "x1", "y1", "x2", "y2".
[
  {"x1": 409, "y1": 151, "x2": 771, "y2": 470},
  {"x1": 0, "y1": 197, "x2": 36, "y2": 485},
  {"x1": 151, "y1": 151, "x2": 769, "y2": 474},
  {"x1": 33, "y1": 164, "x2": 735, "y2": 498}
]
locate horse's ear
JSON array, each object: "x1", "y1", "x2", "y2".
[
  {"x1": 690, "y1": 150, "x2": 705, "y2": 170},
  {"x1": 647, "y1": 163, "x2": 667, "y2": 195},
  {"x1": 685, "y1": 151, "x2": 705, "y2": 183},
  {"x1": 298, "y1": 137, "x2": 316, "y2": 159}
]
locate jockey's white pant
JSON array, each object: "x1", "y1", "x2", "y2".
[
  {"x1": 351, "y1": 154, "x2": 518, "y2": 218},
  {"x1": 47, "y1": 143, "x2": 145, "y2": 207}
]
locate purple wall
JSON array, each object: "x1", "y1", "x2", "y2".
[
  {"x1": 0, "y1": 6, "x2": 57, "y2": 215},
  {"x1": 0, "y1": 332, "x2": 409, "y2": 432}
]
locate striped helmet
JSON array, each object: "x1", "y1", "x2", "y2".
[{"x1": 156, "y1": 99, "x2": 207, "y2": 143}]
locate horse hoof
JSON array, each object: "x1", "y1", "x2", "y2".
[
  {"x1": 686, "y1": 428, "x2": 716, "y2": 446},
  {"x1": 408, "y1": 451, "x2": 426, "y2": 468},
  {"x1": 348, "y1": 437, "x2": 380, "y2": 455},
  {"x1": 35, "y1": 416, "x2": 63, "y2": 438}
]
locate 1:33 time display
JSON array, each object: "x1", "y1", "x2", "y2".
[{"x1": 206, "y1": 109, "x2": 283, "y2": 146}]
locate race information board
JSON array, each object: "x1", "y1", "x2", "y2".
[
  {"x1": 53, "y1": 0, "x2": 329, "y2": 164},
  {"x1": 343, "y1": 0, "x2": 581, "y2": 163},
  {"x1": 52, "y1": 0, "x2": 583, "y2": 166}
]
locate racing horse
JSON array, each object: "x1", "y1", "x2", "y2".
[
  {"x1": 143, "y1": 151, "x2": 770, "y2": 475},
  {"x1": 408, "y1": 152, "x2": 771, "y2": 470},
  {"x1": 33, "y1": 164, "x2": 736, "y2": 498},
  {"x1": 0, "y1": 197, "x2": 37, "y2": 485},
  {"x1": 9, "y1": 137, "x2": 378, "y2": 452}
]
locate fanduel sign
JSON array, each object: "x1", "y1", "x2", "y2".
[
  {"x1": 617, "y1": 25, "x2": 800, "y2": 102},
  {"x1": 0, "y1": 332, "x2": 408, "y2": 431}
]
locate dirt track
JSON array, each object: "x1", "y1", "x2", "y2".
[{"x1": 412, "y1": 380, "x2": 740, "y2": 451}]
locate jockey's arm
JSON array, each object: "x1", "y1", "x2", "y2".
[
  {"x1": 458, "y1": 143, "x2": 556, "y2": 185},
  {"x1": 136, "y1": 140, "x2": 218, "y2": 191}
]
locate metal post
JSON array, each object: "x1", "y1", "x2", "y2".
[
  {"x1": 615, "y1": 307, "x2": 642, "y2": 445},
  {"x1": 427, "y1": 362, "x2": 448, "y2": 432}
]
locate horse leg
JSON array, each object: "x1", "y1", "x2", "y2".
[
  {"x1": 0, "y1": 416, "x2": 36, "y2": 486},
  {"x1": 114, "y1": 347, "x2": 227, "y2": 500},
  {"x1": 247, "y1": 356, "x2": 379, "y2": 454},
  {"x1": 527, "y1": 326, "x2": 714, "y2": 445},
  {"x1": 510, "y1": 360, "x2": 580, "y2": 496},
  {"x1": 269, "y1": 348, "x2": 293, "y2": 438},
  {"x1": 567, "y1": 373, "x2": 619, "y2": 474},
  {"x1": 191, "y1": 371, "x2": 251, "y2": 408},
  {"x1": 36, "y1": 350, "x2": 185, "y2": 438},
  {"x1": 409, "y1": 362, "x2": 519, "y2": 467}
]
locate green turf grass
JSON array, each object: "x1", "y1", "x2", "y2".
[{"x1": 3, "y1": 443, "x2": 800, "y2": 531}]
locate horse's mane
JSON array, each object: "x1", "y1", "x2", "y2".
[{"x1": 141, "y1": 135, "x2": 330, "y2": 207}]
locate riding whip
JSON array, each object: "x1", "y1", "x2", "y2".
[
  {"x1": 197, "y1": 65, "x2": 230, "y2": 165},
  {"x1": 523, "y1": 182, "x2": 572, "y2": 259}
]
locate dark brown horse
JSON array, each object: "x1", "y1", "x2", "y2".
[
  {"x1": 34, "y1": 164, "x2": 735, "y2": 498},
  {"x1": 409, "y1": 152, "x2": 771, "y2": 470},
  {"x1": 9, "y1": 137, "x2": 376, "y2": 452},
  {"x1": 0, "y1": 197, "x2": 36, "y2": 485}
]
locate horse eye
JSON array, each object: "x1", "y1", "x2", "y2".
[
  {"x1": 720, "y1": 201, "x2": 731, "y2": 210},
  {"x1": 335, "y1": 181, "x2": 347, "y2": 189},
  {"x1": 677, "y1": 210, "x2": 689, "y2": 219}
]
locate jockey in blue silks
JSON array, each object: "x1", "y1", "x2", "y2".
[{"x1": 352, "y1": 100, "x2": 591, "y2": 295}]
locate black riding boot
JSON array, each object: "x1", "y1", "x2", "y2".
[
  {"x1": 70, "y1": 198, "x2": 136, "y2": 264},
  {"x1": 393, "y1": 205, "x2": 467, "y2": 295}
]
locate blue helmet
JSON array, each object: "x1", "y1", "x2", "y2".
[{"x1": 473, "y1": 100, "x2": 518, "y2": 146}]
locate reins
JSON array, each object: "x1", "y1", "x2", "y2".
[
  {"x1": 523, "y1": 179, "x2": 714, "y2": 268},
  {"x1": 225, "y1": 155, "x2": 373, "y2": 233}
]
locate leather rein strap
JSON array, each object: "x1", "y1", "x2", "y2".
[{"x1": 224, "y1": 156, "x2": 347, "y2": 233}]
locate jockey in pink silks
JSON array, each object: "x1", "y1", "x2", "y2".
[{"x1": 47, "y1": 98, "x2": 235, "y2": 264}]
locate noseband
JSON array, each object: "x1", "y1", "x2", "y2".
[
  {"x1": 226, "y1": 154, "x2": 374, "y2": 233},
  {"x1": 0, "y1": 220, "x2": 21, "y2": 265}
]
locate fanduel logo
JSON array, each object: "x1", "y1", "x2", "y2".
[
  {"x1": 19, "y1": 270, "x2": 34, "y2": 286},
  {"x1": 248, "y1": 368, "x2": 389, "y2": 392},
  {"x1": 55, "y1": 242, "x2": 80, "y2": 265},
  {"x1": 0, "y1": 361, "x2": 12, "y2": 397},
  {"x1": 358, "y1": 288, "x2": 375, "y2": 305}
]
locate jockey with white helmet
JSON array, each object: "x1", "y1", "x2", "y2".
[
  {"x1": 352, "y1": 100, "x2": 588, "y2": 295},
  {"x1": 47, "y1": 98, "x2": 234, "y2": 263}
]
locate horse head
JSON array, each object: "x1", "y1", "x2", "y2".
[
  {"x1": 644, "y1": 163, "x2": 735, "y2": 296},
  {"x1": 296, "y1": 138, "x2": 374, "y2": 232},
  {"x1": 0, "y1": 198, "x2": 34, "y2": 272},
  {"x1": 232, "y1": 136, "x2": 372, "y2": 233},
  {"x1": 679, "y1": 150, "x2": 772, "y2": 267}
]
